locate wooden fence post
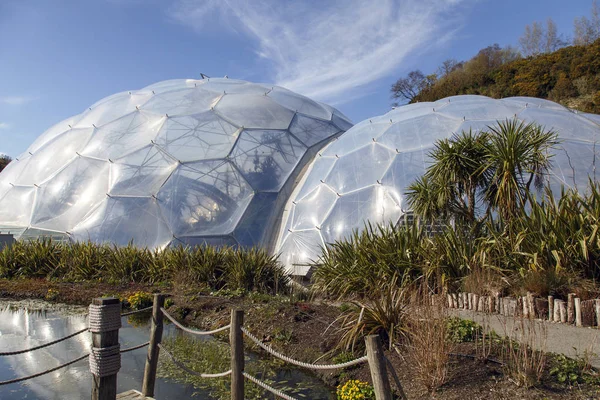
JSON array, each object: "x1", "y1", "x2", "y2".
[
  {"x1": 365, "y1": 335, "x2": 392, "y2": 400},
  {"x1": 575, "y1": 297, "x2": 582, "y2": 327},
  {"x1": 567, "y1": 293, "x2": 575, "y2": 324},
  {"x1": 548, "y1": 296, "x2": 554, "y2": 321},
  {"x1": 90, "y1": 297, "x2": 121, "y2": 400},
  {"x1": 231, "y1": 309, "x2": 244, "y2": 400},
  {"x1": 142, "y1": 294, "x2": 165, "y2": 397}
]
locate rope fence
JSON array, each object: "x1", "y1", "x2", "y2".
[
  {"x1": 0, "y1": 327, "x2": 89, "y2": 357},
  {"x1": 120, "y1": 306, "x2": 153, "y2": 317},
  {"x1": 242, "y1": 327, "x2": 369, "y2": 370},
  {"x1": 158, "y1": 343, "x2": 232, "y2": 378},
  {"x1": 161, "y1": 308, "x2": 231, "y2": 335},
  {"x1": 0, "y1": 352, "x2": 89, "y2": 386},
  {"x1": 243, "y1": 372, "x2": 299, "y2": 400},
  {"x1": 120, "y1": 341, "x2": 150, "y2": 354}
]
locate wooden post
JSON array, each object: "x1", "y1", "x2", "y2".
[
  {"x1": 567, "y1": 293, "x2": 575, "y2": 324},
  {"x1": 575, "y1": 297, "x2": 582, "y2": 327},
  {"x1": 495, "y1": 294, "x2": 501, "y2": 314},
  {"x1": 553, "y1": 299, "x2": 560, "y2": 322},
  {"x1": 522, "y1": 296, "x2": 529, "y2": 318},
  {"x1": 91, "y1": 297, "x2": 120, "y2": 400},
  {"x1": 230, "y1": 309, "x2": 244, "y2": 400},
  {"x1": 595, "y1": 299, "x2": 600, "y2": 328},
  {"x1": 559, "y1": 300, "x2": 567, "y2": 323},
  {"x1": 142, "y1": 294, "x2": 165, "y2": 397},
  {"x1": 527, "y1": 292, "x2": 535, "y2": 318},
  {"x1": 478, "y1": 296, "x2": 485, "y2": 313},
  {"x1": 365, "y1": 335, "x2": 392, "y2": 400},
  {"x1": 548, "y1": 296, "x2": 554, "y2": 321}
]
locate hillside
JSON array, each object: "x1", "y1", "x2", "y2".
[{"x1": 412, "y1": 39, "x2": 600, "y2": 113}]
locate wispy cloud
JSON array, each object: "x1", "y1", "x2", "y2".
[
  {"x1": 169, "y1": 0, "x2": 471, "y2": 104},
  {"x1": 0, "y1": 122, "x2": 10, "y2": 130},
  {"x1": 0, "y1": 96, "x2": 38, "y2": 106}
]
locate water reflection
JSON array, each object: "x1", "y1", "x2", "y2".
[
  {"x1": 0, "y1": 300, "x2": 334, "y2": 399},
  {"x1": 0, "y1": 301, "x2": 195, "y2": 400}
]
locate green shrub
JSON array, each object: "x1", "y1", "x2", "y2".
[
  {"x1": 446, "y1": 317, "x2": 481, "y2": 343},
  {"x1": 0, "y1": 240, "x2": 288, "y2": 295}
]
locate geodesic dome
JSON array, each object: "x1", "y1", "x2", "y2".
[
  {"x1": 0, "y1": 78, "x2": 352, "y2": 248},
  {"x1": 275, "y1": 95, "x2": 600, "y2": 274}
]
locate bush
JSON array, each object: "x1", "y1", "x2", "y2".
[
  {"x1": 0, "y1": 240, "x2": 289, "y2": 295},
  {"x1": 446, "y1": 317, "x2": 481, "y2": 343}
]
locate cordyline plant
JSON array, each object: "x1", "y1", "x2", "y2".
[{"x1": 406, "y1": 118, "x2": 558, "y2": 225}]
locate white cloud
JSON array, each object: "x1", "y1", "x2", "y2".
[
  {"x1": 169, "y1": 0, "x2": 471, "y2": 104},
  {"x1": 0, "y1": 122, "x2": 9, "y2": 129},
  {"x1": 0, "y1": 96, "x2": 38, "y2": 106}
]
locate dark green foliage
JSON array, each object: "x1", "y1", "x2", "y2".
[
  {"x1": 312, "y1": 181, "x2": 600, "y2": 299},
  {"x1": 446, "y1": 317, "x2": 481, "y2": 343},
  {"x1": 0, "y1": 240, "x2": 288, "y2": 294},
  {"x1": 311, "y1": 223, "x2": 426, "y2": 299},
  {"x1": 549, "y1": 354, "x2": 600, "y2": 385},
  {"x1": 0, "y1": 155, "x2": 12, "y2": 173},
  {"x1": 408, "y1": 39, "x2": 600, "y2": 113}
]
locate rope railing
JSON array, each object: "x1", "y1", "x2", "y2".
[
  {"x1": 158, "y1": 344, "x2": 232, "y2": 378},
  {"x1": 161, "y1": 308, "x2": 231, "y2": 336},
  {"x1": 241, "y1": 327, "x2": 368, "y2": 370},
  {"x1": 0, "y1": 327, "x2": 89, "y2": 357},
  {"x1": 0, "y1": 352, "x2": 89, "y2": 386},
  {"x1": 120, "y1": 306, "x2": 153, "y2": 317},
  {"x1": 243, "y1": 372, "x2": 299, "y2": 400},
  {"x1": 120, "y1": 341, "x2": 150, "y2": 354}
]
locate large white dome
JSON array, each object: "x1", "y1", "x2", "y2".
[
  {"x1": 0, "y1": 78, "x2": 352, "y2": 248},
  {"x1": 275, "y1": 95, "x2": 600, "y2": 274}
]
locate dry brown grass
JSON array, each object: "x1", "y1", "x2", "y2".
[{"x1": 404, "y1": 287, "x2": 454, "y2": 392}]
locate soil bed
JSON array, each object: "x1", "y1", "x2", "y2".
[{"x1": 1, "y1": 278, "x2": 599, "y2": 399}]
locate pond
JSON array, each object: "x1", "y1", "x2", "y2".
[{"x1": 0, "y1": 299, "x2": 334, "y2": 399}]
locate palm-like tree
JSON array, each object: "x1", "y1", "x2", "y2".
[
  {"x1": 406, "y1": 130, "x2": 490, "y2": 223},
  {"x1": 485, "y1": 119, "x2": 558, "y2": 221},
  {"x1": 406, "y1": 119, "x2": 558, "y2": 225}
]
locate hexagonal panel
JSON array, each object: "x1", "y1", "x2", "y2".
[
  {"x1": 214, "y1": 94, "x2": 296, "y2": 130},
  {"x1": 72, "y1": 197, "x2": 172, "y2": 249},
  {"x1": 109, "y1": 145, "x2": 177, "y2": 197},
  {"x1": 81, "y1": 111, "x2": 164, "y2": 160},
  {"x1": 230, "y1": 130, "x2": 306, "y2": 192},
  {"x1": 157, "y1": 161, "x2": 254, "y2": 236},
  {"x1": 31, "y1": 157, "x2": 109, "y2": 232},
  {"x1": 154, "y1": 111, "x2": 238, "y2": 162},
  {"x1": 18, "y1": 127, "x2": 94, "y2": 186}
]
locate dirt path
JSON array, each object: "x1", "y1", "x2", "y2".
[{"x1": 451, "y1": 309, "x2": 600, "y2": 368}]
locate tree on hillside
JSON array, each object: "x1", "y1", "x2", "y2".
[
  {"x1": 520, "y1": 21, "x2": 544, "y2": 56},
  {"x1": 0, "y1": 155, "x2": 11, "y2": 173},
  {"x1": 544, "y1": 18, "x2": 565, "y2": 53},
  {"x1": 390, "y1": 70, "x2": 437, "y2": 105},
  {"x1": 574, "y1": 0, "x2": 600, "y2": 45},
  {"x1": 437, "y1": 59, "x2": 462, "y2": 78}
]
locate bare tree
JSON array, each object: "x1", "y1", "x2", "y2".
[
  {"x1": 437, "y1": 59, "x2": 461, "y2": 77},
  {"x1": 574, "y1": 0, "x2": 600, "y2": 45},
  {"x1": 391, "y1": 70, "x2": 436, "y2": 105},
  {"x1": 519, "y1": 21, "x2": 544, "y2": 56},
  {"x1": 544, "y1": 18, "x2": 564, "y2": 52}
]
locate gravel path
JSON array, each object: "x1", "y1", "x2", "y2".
[{"x1": 451, "y1": 309, "x2": 600, "y2": 368}]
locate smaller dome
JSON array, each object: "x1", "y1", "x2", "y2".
[{"x1": 275, "y1": 95, "x2": 600, "y2": 274}]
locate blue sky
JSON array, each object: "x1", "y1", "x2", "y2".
[{"x1": 0, "y1": 0, "x2": 594, "y2": 157}]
